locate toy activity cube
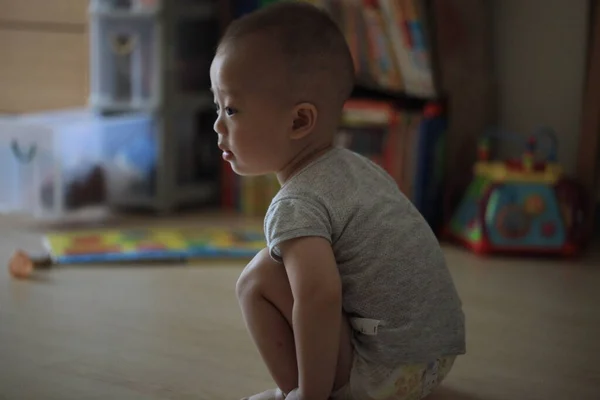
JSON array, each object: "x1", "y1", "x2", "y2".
[{"x1": 447, "y1": 128, "x2": 585, "y2": 256}]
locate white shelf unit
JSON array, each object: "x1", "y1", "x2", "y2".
[{"x1": 88, "y1": 0, "x2": 223, "y2": 213}]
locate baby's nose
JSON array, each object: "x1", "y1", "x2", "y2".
[{"x1": 214, "y1": 115, "x2": 227, "y2": 136}]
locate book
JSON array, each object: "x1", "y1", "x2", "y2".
[
  {"x1": 339, "y1": 98, "x2": 402, "y2": 184},
  {"x1": 234, "y1": 0, "x2": 438, "y2": 97}
]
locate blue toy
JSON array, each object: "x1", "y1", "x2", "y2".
[{"x1": 446, "y1": 127, "x2": 585, "y2": 256}]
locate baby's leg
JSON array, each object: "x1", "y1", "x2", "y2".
[{"x1": 236, "y1": 248, "x2": 353, "y2": 399}]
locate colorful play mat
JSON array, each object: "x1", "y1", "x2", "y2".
[{"x1": 43, "y1": 226, "x2": 265, "y2": 264}]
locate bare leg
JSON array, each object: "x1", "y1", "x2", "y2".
[{"x1": 236, "y1": 248, "x2": 353, "y2": 400}]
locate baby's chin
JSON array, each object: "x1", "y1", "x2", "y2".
[
  {"x1": 225, "y1": 155, "x2": 278, "y2": 177},
  {"x1": 231, "y1": 164, "x2": 274, "y2": 177},
  {"x1": 229, "y1": 162, "x2": 257, "y2": 177}
]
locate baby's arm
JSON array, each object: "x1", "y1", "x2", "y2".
[{"x1": 278, "y1": 236, "x2": 342, "y2": 400}]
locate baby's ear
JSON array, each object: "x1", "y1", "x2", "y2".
[{"x1": 290, "y1": 102, "x2": 317, "y2": 140}]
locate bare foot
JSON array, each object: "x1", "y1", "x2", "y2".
[{"x1": 241, "y1": 388, "x2": 285, "y2": 400}]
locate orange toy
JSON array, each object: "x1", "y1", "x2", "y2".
[{"x1": 9, "y1": 250, "x2": 53, "y2": 279}]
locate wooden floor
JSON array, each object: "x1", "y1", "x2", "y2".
[{"x1": 0, "y1": 212, "x2": 599, "y2": 400}]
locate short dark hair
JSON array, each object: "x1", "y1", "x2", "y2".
[{"x1": 218, "y1": 1, "x2": 355, "y2": 109}]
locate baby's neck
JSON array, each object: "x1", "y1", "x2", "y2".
[{"x1": 276, "y1": 140, "x2": 334, "y2": 185}]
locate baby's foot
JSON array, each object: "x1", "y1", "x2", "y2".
[{"x1": 241, "y1": 388, "x2": 285, "y2": 400}]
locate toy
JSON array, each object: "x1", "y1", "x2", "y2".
[
  {"x1": 111, "y1": 32, "x2": 137, "y2": 102},
  {"x1": 8, "y1": 225, "x2": 265, "y2": 280},
  {"x1": 9, "y1": 251, "x2": 52, "y2": 279},
  {"x1": 446, "y1": 127, "x2": 585, "y2": 256}
]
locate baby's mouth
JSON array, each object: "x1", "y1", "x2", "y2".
[{"x1": 222, "y1": 150, "x2": 234, "y2": 161}]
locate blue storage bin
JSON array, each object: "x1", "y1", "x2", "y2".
[{"x1": 0, "y1": 109, "x2": 157, "y2": 219}]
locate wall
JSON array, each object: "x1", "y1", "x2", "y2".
[
  {"x1": 493, "y1": 0, "x2": 590, "y2": 174},
  {"x1": 0, "y1": 0, "x2": 89, "y2": 113}
]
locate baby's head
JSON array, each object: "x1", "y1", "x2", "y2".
[{"x1": 210, "y1": 1, "x2": 354, "y2": 177}]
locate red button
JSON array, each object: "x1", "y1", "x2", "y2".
[{"x1": 542, "y1": 222, "x2": 556, "y2": 237}]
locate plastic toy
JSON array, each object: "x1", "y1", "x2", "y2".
[
  {"x1": 9, "y1": 251, "x2": 52, "y2": 279},
  {"x1": 111, "y1": 32, "x2": 137, "y2": 102},
  {"x1": 446, "y1": 127, "x2": 585, "y2": 256}
]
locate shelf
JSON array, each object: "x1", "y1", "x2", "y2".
[
  {"x1": 110, "y1": 193, "x2": 157, "y2": 209},
  {"x1": 352, "y1": 83, "x2": 434, "y2": 110},
  {"x1": 108, "y1": 182, "x2": 218, "y2": 211},
  {"x1": 84, "y1": 0, "x2": 236, "y2": 215},
  {"x1": 174, "y1": 3, "x2": 216, "y2": 19},
  {"x1": 89, "y1": 7, "x2": 161, "y2": 18},
  {"x1": 88, "y1": 98, "x2": 160, "y2": 114},
  {"x1": 174, "y1": 93, "x2": 213, "y2": 110},
  {"x1": 176, "y1": 182, "x2": 218, "y2": 204}
]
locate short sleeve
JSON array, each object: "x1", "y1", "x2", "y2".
[{"x1": 264, "y1": 196, "x2": 332, "y2": 262}]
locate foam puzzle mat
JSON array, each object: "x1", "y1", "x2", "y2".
[{"x1": 43, "y1": 226, "x2": 265, "y2": 264}]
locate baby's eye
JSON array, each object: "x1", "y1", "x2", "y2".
[
  {"x1": 225, "y1": 107, "x2": 237, "y2": 116},
  {"x1": 214, "y1": 103, "x2": 220, "y2": 114}
]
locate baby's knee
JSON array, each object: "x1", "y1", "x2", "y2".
[{"x1": 236, "y1": 247, "x2": 277, "y2": 300}]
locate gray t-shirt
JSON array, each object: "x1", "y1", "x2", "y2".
[{"x1": 265, "y1": 147, "x2": 465, "y2": 367}]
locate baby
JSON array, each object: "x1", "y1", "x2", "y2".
[{"x1": 210, "y1": 2, "x2": 465, "y2": 399}]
